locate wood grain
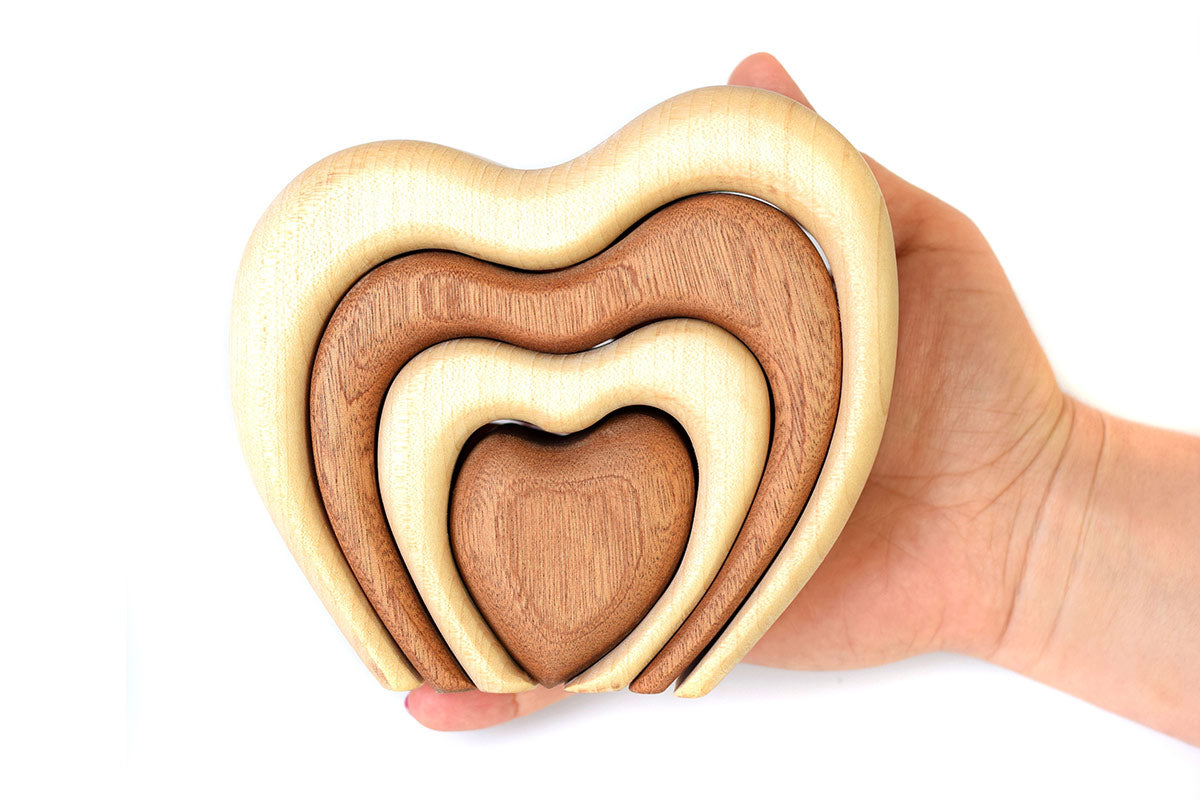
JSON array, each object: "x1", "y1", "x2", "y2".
[
  {"x1": 311, "y1": 193, "x2": 839, "y2": 691},
  {"x1": 450, "y1": 409, "x2": 694, "y2": 688},
  {"x1": 232, "y1": 85, "x2": 897, "y2": 694},
  {"x1": 377, "y1": 319, "x2": 770, "y2": 693}
]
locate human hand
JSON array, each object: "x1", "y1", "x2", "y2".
[{"x1": 407, "y1": 54, "x2": 1200, "y2": 741}]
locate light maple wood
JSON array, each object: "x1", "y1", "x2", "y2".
[
  {"x1": 310, "y1": 193, "x2": 839, "y2": 692},
  {"x1": 450, "y1": 409, "x2": 694, "y2": 688},
  {"x1": 377, "y1": 319, "x2": 770, "y2": 693},
  {"x1": 231, "y1": 85, "x2": 897, "y2": 694}
]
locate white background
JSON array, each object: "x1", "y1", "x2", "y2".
[{"x1": 1, "y1": 1, "x2": 1196, "y2": 796}]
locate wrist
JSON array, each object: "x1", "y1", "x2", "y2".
[
  {"x1": 984, "y1": 397, "x2": 1105, "y2": 671},
  {"x1": 983, "y1": 399, "x2": 1200, "y2": 743}
]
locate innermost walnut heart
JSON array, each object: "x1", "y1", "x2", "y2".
[{"x1": 449, "y1": 408, "x2": 695, "y2": 687}]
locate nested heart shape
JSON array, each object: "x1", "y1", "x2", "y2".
[
  {"x1": 231, "y1": 86, "x2": 897, "y2": 697},
  {"x1": 450, "y1": 409, "x2": 694, "y2": 688}
]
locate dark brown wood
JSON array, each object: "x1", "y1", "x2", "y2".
[
  {"x1": 310, "y1": 192, "x2": 840, "y2": 691},
  {"x1": 450, "y1": 409, "x2": 694, "y2": 687}
]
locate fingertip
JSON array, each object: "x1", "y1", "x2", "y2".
[
  {"x1": 728, "y1": 52, "x2": 813, "y2": 109},
  {"x1": 727, "y1": 54, "x2": 935, "y2": 250},
  {"x1": 405, "y1": 684, "x2": 517, "y2": 731}
]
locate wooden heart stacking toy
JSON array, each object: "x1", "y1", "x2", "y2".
[{"x1": 231, "y1": 86, "x2": 898, "y2": 697}]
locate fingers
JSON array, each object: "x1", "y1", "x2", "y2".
[
  {"x1": 728, "y1": 52, "x2": 813, "y2": 109},
  {"x1": 727, "y1": 52, "x2": 963, "y2": 257},
  {"x1": 405, "y1": 683, "x2": 569, "y2": 731}
]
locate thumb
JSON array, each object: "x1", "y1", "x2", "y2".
[{"x1": 405, "y1": 683, "x2": 568, "y2": 731}]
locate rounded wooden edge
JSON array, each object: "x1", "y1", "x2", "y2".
[{"x1": 230, "y1": 84, "x2": 896, "y2": 691}]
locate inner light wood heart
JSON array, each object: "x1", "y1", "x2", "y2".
[
  {"x1": 310, "y1": 193, "x2": 840, "y2": 692},
  {"x1": 377, "y1": 319, "x2": 770, "y2": 693},
  {"x1": 451, "y1": 409, "x2": 694, "y2": 688}
]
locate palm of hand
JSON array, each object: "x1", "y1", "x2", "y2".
[{"x1": 748, "y1": 195, "x2": 1065, "y2": 671}]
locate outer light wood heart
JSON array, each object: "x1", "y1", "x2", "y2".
[
  {"x1": 232, "y1": 86, "x2": 898, "y2": 695},
  {"x1": 450, "y1": 409, "x2": 694, "y2": 688}
]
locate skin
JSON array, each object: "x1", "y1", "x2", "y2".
[{"x1": 406, "y1": 53, "x2": 1200, "y2": 742}]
